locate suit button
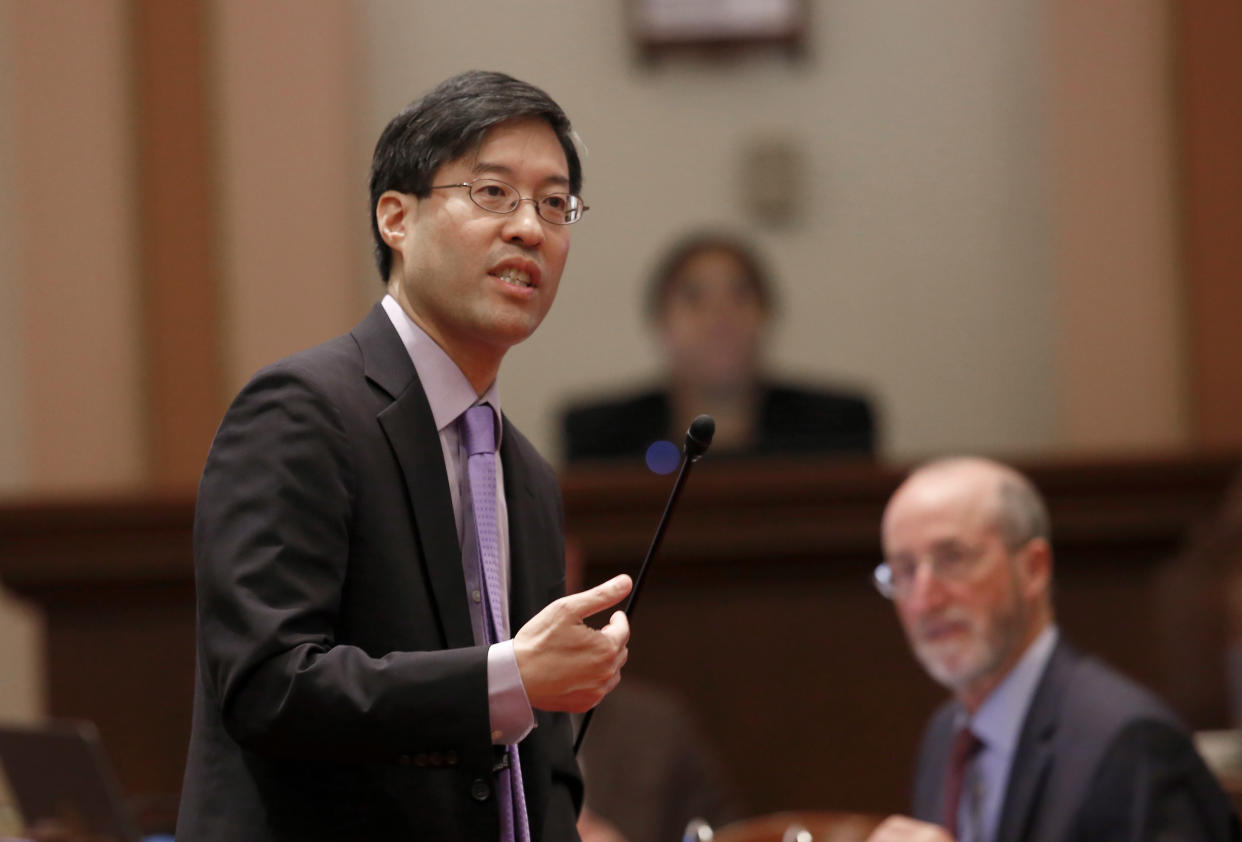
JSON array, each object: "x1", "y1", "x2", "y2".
[{"x1": 471, "y1": 779, "x2": 491, "y2": 802}]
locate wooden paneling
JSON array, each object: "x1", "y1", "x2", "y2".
[
  {"x1": 132, "y1": 0, "x2": 223, "y2": 489},
  {"x1": 1, "y1": 455, "x2": 1239, "y2": 819},
  {"x1": 1174, "y1": 0, "x2": 1242, "y2": 446}
]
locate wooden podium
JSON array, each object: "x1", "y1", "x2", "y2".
[{"x1": 0, "y1": 453, "x2": 1238, "y2": 820}]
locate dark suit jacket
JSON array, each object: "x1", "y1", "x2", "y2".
[
  {"x1": 176, "y1": 304, "x2": 581, "y2": 842},
  {"x1": 561, "y1": 384, "x2": 875, "y2": 463},
  {"x1": 911, "y1": 640, "x2": 1239, "y2": 841}
]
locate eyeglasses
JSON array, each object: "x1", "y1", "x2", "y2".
[
  {"x1": 872, "y1": 542, "x2": 990, "y2": 600},
  {"x1": 430, "y1": 178, "x2": 589, "y2": 225}
]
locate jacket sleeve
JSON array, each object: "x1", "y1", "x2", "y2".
[{"x1": 193, "y1": 363, "x2": 491, "y2": 763}]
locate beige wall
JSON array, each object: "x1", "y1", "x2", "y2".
[
  {"x1": 1047, "y1": 0, "x2": 1188, "y2": 453},
  {"x1": 210, "y1": 0, "x2": 369, "y2": 394},
  {"x1": 361, "y1": 0, "x2": 1184, "y2": 464},
  {"x1": 0, "y1": 0, "x2": 22, "y2": 497},
  {"x1": 4, "y1": 1, "x2": 145, "y2": 494},
  {"x1": 0, "y1": 0, "x2": 148, "y2": 720},
  {"x1": 0, "y1": 1, "x2": 36, "y2": 724}
]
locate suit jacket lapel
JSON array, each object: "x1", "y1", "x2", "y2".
[
  {"x1": 994, "y1": 640, "x2": 1073, "y2": 842},
  {"x1": 913, "y1": 704, "x2": 960, "y2": 822},
  {"x1": 354, "y1": 304, "x2": 474, "y2": 650}
]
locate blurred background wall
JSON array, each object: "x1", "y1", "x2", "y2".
[{"x1": 0, "y1": 0, "x2": 1238, "y2": 726}]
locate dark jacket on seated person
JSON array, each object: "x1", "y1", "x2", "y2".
[
  {"x1": 913, "y1": 640, "x2": 1241, "y2": 842},
  {"x1": 562, "y1": 383, "x2": 875, "y2": 463}
]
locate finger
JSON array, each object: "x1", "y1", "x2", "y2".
[
  {"x1": 599, "y1": 610, "x2": 630, "y2": 647},
  {"x1": 863, "y1": 815, "x2": 907, "y2": 842},
  {"x1": 608, "y1": 650, "x2": 630, "y2": 680},
  {"x1": 561, "y1": 574, "x2": 632, "y2": 619}
]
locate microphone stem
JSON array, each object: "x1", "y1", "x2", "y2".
[
  {"x1": 574, "y1": 449, "x2": 699, "y2": 755},
  {"x1": 623, "y1": 453, "x2": 696, "y2": 620}
]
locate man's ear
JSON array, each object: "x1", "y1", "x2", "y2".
[
  {"x1": 375, "y1": 190, "x2": 414, "y2": 251},
  {"x1": 1020, "y1": 537, "x2": 1053, "y2": 599}
]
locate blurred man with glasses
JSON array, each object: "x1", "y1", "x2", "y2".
[
  {"x1": 177, "y1": 71, "x2": 631, "y2": 842},
  {"x1": 865, "y1": 457, "x2": 1238, "y2": 842}
]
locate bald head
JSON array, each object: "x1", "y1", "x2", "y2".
[
  {"x1": 883, "y1": 457, "x2": 1050, "y2": 557},
  {"x1": 881, "y1": 457, "x2": 1055, "y2": 710}
]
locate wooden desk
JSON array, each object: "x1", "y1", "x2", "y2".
[{"x1": 0, "y1": 453, "x2": 1238, "y2": 818}]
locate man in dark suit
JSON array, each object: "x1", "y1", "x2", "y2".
[
  {"x1": 176, "y1": 71, "x2": 632, "y2": 842},
  {"x1": 865, "y1": 457, "x2": 1239, "y2": 842}
]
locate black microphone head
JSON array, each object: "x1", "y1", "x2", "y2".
[{"x1": 684, "y1": 414, "x2": 715, "y2": 459}]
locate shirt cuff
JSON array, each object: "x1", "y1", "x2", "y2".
[{"x1": 487, "y1": 640, "x2": 535, "y2": 745}]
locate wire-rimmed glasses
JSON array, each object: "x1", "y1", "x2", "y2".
[
  {"x1": 872, "y1": 542, "x2": 990, "y2": 600},
  {"x1": 431, "y1": 177, "x2": 588, "y2": 225}
]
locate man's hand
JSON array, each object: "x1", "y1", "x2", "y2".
[
  {"x1": 513, "y1": 574, "x2": 632, "y2": 712},
  {"x1": 864, "y1": 816, "x2": 956, "y2": 842},
  {"x1": 578, "y1": 807, "x2": 630, "y2": 842}
]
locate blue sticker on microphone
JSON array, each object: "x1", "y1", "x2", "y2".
[{"x1": 645, "y1": 440, "x2": 679, "y2": 475}]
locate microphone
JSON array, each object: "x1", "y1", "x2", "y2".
[
  {"x1": 684, "y1": 414, "x2": 715, "y2": 461},
  {"x1": 574, "y1": 415, "x2": 715, "y2": 755}
]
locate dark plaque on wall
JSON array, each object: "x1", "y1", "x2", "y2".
[{"x1": 629, "y1": 0, "x2": 807, "y2": 59}]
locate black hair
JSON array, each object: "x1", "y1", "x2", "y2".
[{"x1": 369, "y1": 70, "x2": 582, "y2": 281}]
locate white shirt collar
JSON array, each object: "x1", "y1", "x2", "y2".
[
  {"x1": 380, "y1": 294, "x2": 502, "y2": 438},
  {"x1": 970, "y1": 625, "x2": 1059, "y2": 753}
]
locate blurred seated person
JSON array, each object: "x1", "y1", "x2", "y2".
[
  {"x1": 865, "y1": 457, "x2": 1239, "y2": 842},
  {"x1": 577, "y1": 680, "x2": 742, "y2": 842},
  {"x1": 1165, "y1": 467, "x2": 1242, "y2": 730},
  {"x1": 562, "y1": 232, "x2": 876, "y2": 463},
  {"x1": 566, "y1": 537, "x2": 742, "y2": 842}
]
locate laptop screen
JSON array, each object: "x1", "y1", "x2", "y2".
[{"x1": 0, "y1": 720, "x2": 140, "y2": 842}]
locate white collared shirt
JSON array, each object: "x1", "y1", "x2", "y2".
[{"x1": 956, "y1": 625, "x2": 1059, "y2": 842}]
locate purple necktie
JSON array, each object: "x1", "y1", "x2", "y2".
[{"x1": 462, "y1": 404, "x2": 529, "y2": 842}]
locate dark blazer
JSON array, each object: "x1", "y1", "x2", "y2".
[
  {"x1": 561, "y1": 384, "x2": 875, "y2": 463},
  {"x1": 176, "y1": 304, "x2": 581, "y2": 842},
  {"x1": 911, "y1": 640, "x2": 1239, "y2": 842}
]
